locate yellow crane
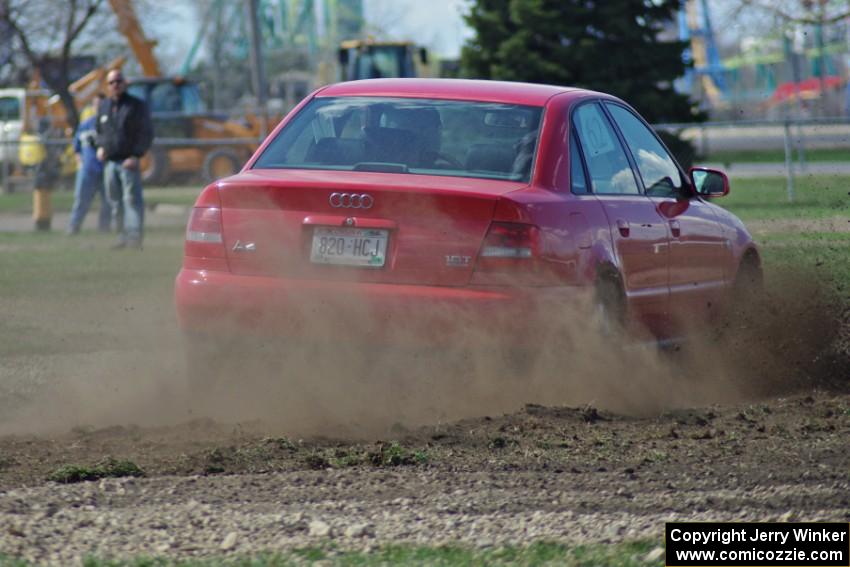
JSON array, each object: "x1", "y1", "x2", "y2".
[{"x1": 107, "y1": 0, "x2": 161, "y2": 78}]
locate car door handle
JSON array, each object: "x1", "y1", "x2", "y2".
[
  {"x1": 616, "y1": 219, "x2": 630, "y2": 237},
  {"x1": 669, "y1": 220, "x2": 681, "y2": 238}
]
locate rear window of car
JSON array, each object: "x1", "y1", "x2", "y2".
[{"x1": 252, "y1": 97, "x2": 543, "y2": 182}]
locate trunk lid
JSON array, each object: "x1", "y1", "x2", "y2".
[{"x1": 218, "y1": 169, "x2": 526, "y2": 286}]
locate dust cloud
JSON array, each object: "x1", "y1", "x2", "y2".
[{"x1": 1, "y1": 256, "x2": 845, "y2": 440}]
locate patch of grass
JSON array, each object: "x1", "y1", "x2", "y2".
[
  {"x1": 0, "y1": 226, "x2": 183, "y2": 358},
  {"x1": 47, "y1": 458, "x2": 144, "y2": 484},
  {"x1": 757, "y1": 232, "x2": 850, "y2": 295},
  {"x1": 302, "y1": 452, "x2": 331, "y2": 470},
  {"x1": 202, "y1": 447, "x2": 230, "y2": 475},
  {"x1": 0, "y1": 227, "x2": 183, "y2": 297},
  {"x1": 707, "y1": 147, "x2": 850, "y2": 164},
  {"x1": 0, "y1": 540, "x2": 661, "y2": 566},
  {"x1": 369, "y1": 441, "x2": 427, "y2": 467},
  {"x1": 0, "y1": 455, "x2": 14, "y2": 470},
  {"x1": 719, "y1": 175, "x2": 850, "y2": 221},
  {"x1": 0, "y1": 186, "x2": 200, "y2": 214},
  {"x1": 643, "y1": 450, "x2": 670, "y2": 464},
  {"x1": 302, "y1": 443, "x2": 429, "y2": 470},
  {"x1": 263, "y1": 437, "x2": 298, "y2": 451},
  {"x1": 302, "y1": 448, "x2": 365, "y2": 469},
  {"x1": 331, "y1": 448, "x2": 366, "y2": 468}
]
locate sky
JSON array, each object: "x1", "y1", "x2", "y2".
[
  {"x1": 362, "y1": 0, "x2": 473, "y2": 57},
  {"x1": 150, "y1": 0, "x2": 776, "y2": 71},
  {"x1": 152, "y1": 0, "x2": 473, "y2": 70}
]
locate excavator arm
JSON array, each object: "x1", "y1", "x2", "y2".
[{"x1": 107, "y1": 0, "x2": 161, "y2": 78}]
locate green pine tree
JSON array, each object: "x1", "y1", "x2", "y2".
[{"x1": 461, "y1": 0, "x2": 702, "y2": 164}]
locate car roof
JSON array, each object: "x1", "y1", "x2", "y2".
[{"x1": 317, "y1": 79, "x2": 584, "y2": 106}]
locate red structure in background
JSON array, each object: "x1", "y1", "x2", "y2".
[{"x1": 769, "y1": 76, "x2": 844, "y2": 105}]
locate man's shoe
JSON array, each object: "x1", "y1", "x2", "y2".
[
  {"x1": 111, "y1": 241, "x2": 127, "y2": 250},
  {"x1": 126, "y1": 240, "x2": 143, "y2": 250}
]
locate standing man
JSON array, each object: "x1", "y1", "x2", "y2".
[
  {"x1": 68, "y1": 93, "x2": 111, "y2": 234},
  {"x1": 96, "y1": 69, "x2": 153, "y2": 249}
]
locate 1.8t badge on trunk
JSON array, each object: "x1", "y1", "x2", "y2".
[{"x1": 445, "y1": 255, "x2": 471, "y2": 267}]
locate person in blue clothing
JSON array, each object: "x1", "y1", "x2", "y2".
[{"x1": 68, "y1": 93, "x2": 112, "y2": 235}]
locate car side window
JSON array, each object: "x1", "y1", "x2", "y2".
[
  {"x1": 605, "y1": 103, "x2": 684, "y2": 199},
  {"x1": 569, "y1": 129, "x2": 589, "y2": 194},
  {"x1": 572, "y1": 103, "x2": 640, "y2": 195}
]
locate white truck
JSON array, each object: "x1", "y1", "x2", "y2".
[{"x1": 0, "y1": 88, "x2": 25, "y2": 169}]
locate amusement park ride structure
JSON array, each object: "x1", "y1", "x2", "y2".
[{"x1": 679, "y1": 0, "x2": 848, "y2": 116}]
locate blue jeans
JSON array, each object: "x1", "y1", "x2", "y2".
[
  {"x1": 68, "y1": 167, "x2": 111, "y2": 233},
  {"x1": 104, "y1": 160, "x2": 144, "y2": 244}
]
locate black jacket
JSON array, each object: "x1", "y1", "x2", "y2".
[{"x1": 96, "y1": 93, "x2": 154, "y2": 161}]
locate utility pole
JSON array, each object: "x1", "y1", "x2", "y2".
[
  {"x1": 245, "y1": 0, "x2": 269, "y2": 137},
  {"x1": 785, "y1": 28, "x2": 807, "y2": 171},
  {"x1": 803, "y1": 0, "x2": 830, "y2": 116},
  {"x1": 816, "y1": 10, "x2": 828, "y2": 116},
  {"x1": 212, "y1": 2, "x2": 224, "y2": 112}
]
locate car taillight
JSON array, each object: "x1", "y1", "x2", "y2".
[
  {"x1": 472, "y1": 222, "x2": 541, "y2": 284},
  {"x1": 185, "y1": 207, "x2": 225, "y2": 259}
]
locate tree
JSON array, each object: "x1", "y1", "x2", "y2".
[
  {"x1": 0, "y1": 0, "x2": 111, "y2": 130},
  {"x1": 461, "y1": 0, "x2": 699, "y2": 126}
]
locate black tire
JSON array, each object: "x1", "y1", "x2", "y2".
[
  {"x1": 733, "y1": 256, "x2": 764, "y2": 298},
  {"x1": 141, "y1": 148, "x2": 170, "y2": 186},
  {"x1": 593, "y1": 276, "x2": 626, "y2": 338},
  {"x1": 728, "y1": 255, "x2": 764, "y2": 329},
  {"x1": 202, "y1": 147, "x2": 243, "y2": 183}
]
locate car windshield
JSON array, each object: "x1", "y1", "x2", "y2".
[{"x1": 253, "y1": 97, "x2": 543, "y2": 182}]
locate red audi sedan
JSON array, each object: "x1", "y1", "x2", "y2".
[{"x1": 175, "y1": 79, "x2": 759, "y2": 358}]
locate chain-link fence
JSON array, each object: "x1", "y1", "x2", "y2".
[
  {"x1": 3, "y1": 118, "x2": 850, "y2": 197},
  {"x1": 655, "y1": 117, "x2": 850, "y2": 202},
  {"x1": 0, "y1": 135, "x2": 264, "y2": 194}
]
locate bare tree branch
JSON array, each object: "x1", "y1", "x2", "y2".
[
  {"x1": 2, "y1": 8, "x2": 37, "y2": 67},
  {"x1": 0, "y1": 0, "x2": 108, "y2": 129},
  {"x1": 739, "y1": 0, "x2": 850, "y2": 25},
  {"x1": 68, "y1": 0, "x2": 103, "y2": 46}
]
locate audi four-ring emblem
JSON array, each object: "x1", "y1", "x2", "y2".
[{"x1": 329, "y1": 192, "x2": 374, "y2": 209}]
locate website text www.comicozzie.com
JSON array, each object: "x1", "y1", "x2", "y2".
[
  {"x1": 673, "y1": 548, "x2": 844, "y2": 564},
  {"x1": 665, "y1": 522, "x2": 849, "y2": 567}
]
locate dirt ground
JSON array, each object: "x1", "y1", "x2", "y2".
[{"x1": 0, "y1": 220, "x2": 848, "y2": 564}]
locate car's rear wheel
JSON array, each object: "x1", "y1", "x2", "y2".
[
  {"x1": 728, "y1": 253, "x2": 764, "y2": 329},
  {"x1": 734, "y1": 254, "x2": 763, "y2": 299},
  {"x1": 592, "y1": 275, "x2": 626, "y2": 339}
]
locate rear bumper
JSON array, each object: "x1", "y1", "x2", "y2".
[{"x1": 175, "y1": 268, "x2": 586, "y2": 345}]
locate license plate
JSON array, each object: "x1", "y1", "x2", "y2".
[{"x1": 310, "y1": 227, "x2": 389, "y2": 267}]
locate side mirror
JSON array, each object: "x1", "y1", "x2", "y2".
[{"x1": 689, "y1": 167, "x2": 729, "y2": 198}]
